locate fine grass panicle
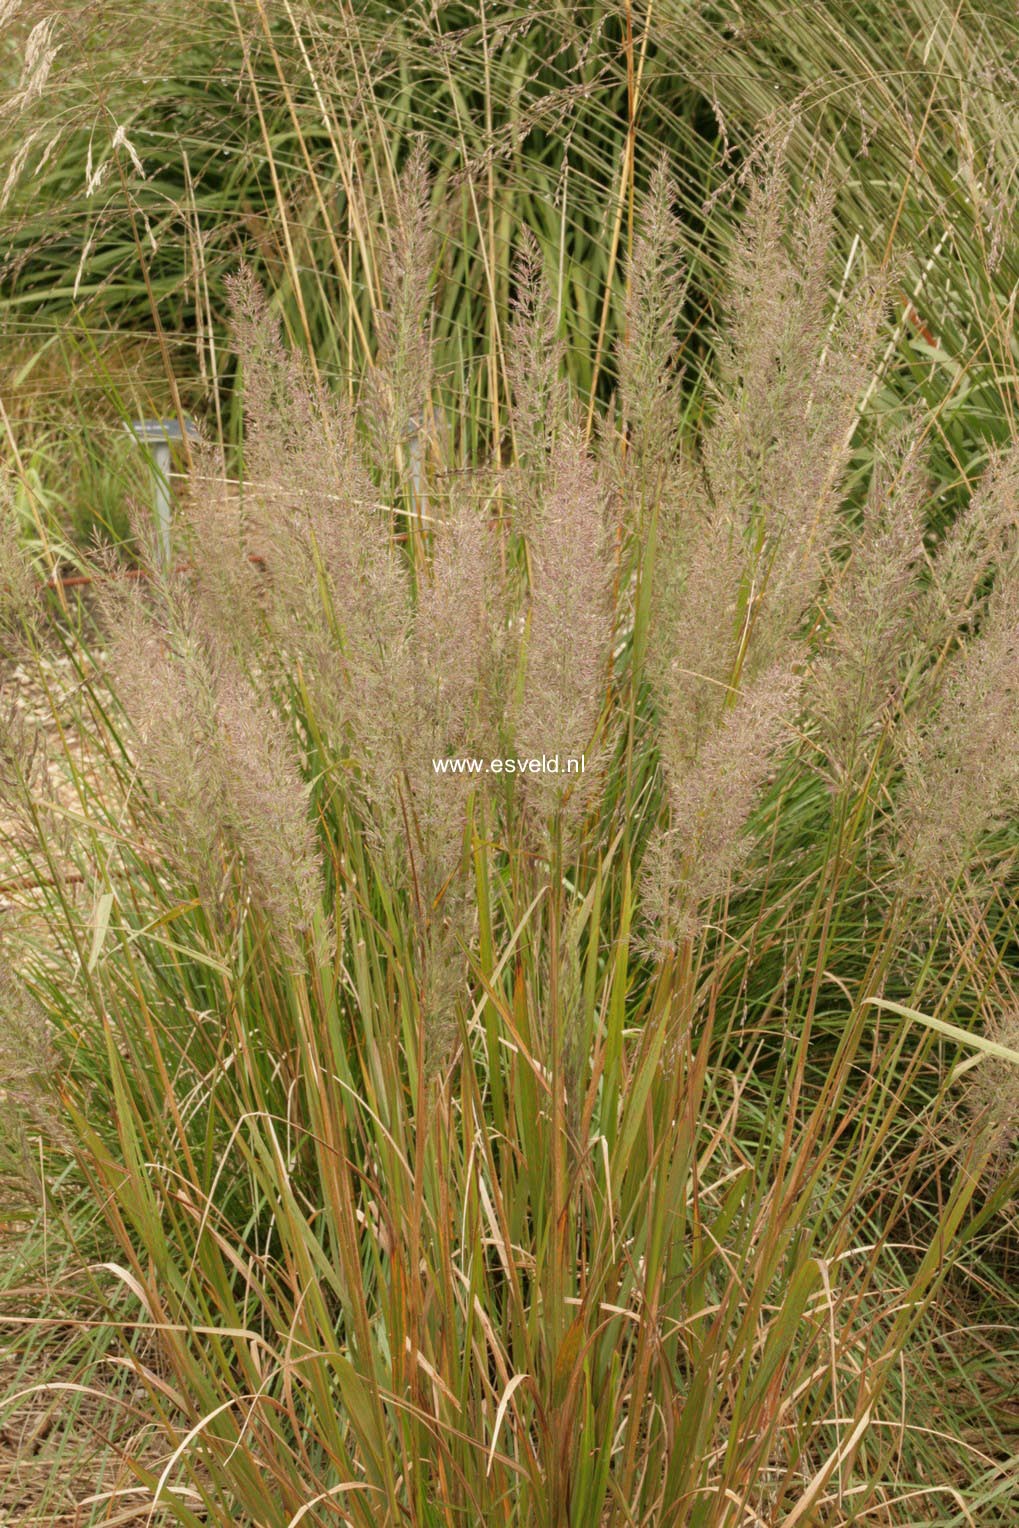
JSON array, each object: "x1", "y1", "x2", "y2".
[
  {"x1": 918, "y1": 439, "x2": 1019, "y2": 650},
  {"x1": 639, "y1": 162, "x2": 884, "y2": 946},
  {"x1": 643, "y1": 663, "x2": 802, "y2": 949},
  {"x1": 960, "y1": 1010, "x2": 1019, "y2": 1175},
  {"x1": 362, "y1": 142, "x2": 438, "y2": 487},
  {"x1": 102, "y1": 576, "x2": 323, "y2": 946},
  {"x1": 807, "y1": 426, "x2": 929, "y2": 790},
  {"x1": 503, "y1": 229, "x2": 572, "y2": 507},
  {"x1": 1, "y1": 156, "x2": 1018, "y2": 1528},
  {"x1": 698, "y1": 163, "x2": 887, "y2": 672},
  {"x1": 513, "y1": 428, "x2": 615, "y2": 830},
  {"x1": 614, "y1": 156, "x2": 688, "y2": 503},
  {"x1": 893, "y1": 524, "x2": 1019, "y2": 912}
]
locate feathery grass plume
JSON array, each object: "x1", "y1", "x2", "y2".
[
  {"x1": 101, "y1": 575, "x2": 224, "y2": 899},
  {"x1": 207, "y1": 269, "x2": 410, "y2": 758},
  {"x1": 354, "y1": 487, "x2": 499, "y2": 864},
  {"x1": 355, "y1": 488, "x2": 502, "y2": 1056},
  {"x1": 3, "y1": 12, "x2": 59, "y2": 121},
  {"x1": 512, "y1": 427, "x2": 614, "y2": 830},
  {"x1": 197, "y1": 265, "x2": 497, "y2": 1039},
  {"x1": 210, "y1": 648, "x2": 323, "y2": 941},
  {"x1": 892, "y1": 534, "x2": 1019, "y2": 909},
  {"x1": 917, "y1": 441, "x2": 1019, "y2": 652},
  {"x1": 503, "y1": 228, "x2": 571, "y2": 515},
  {"x1": 178, "y1": 437, "x2": 264, "y2": 663},
  {"x1": 224, "y1": 264, "x2": 380, "y2": 596},
  {"x1": 650, "y1": 488, "x2": 750, "y2": 764},
  {"x1": 957, "y1": 1011, "x2": 1019, "y2": 1182},
  {"x1": 647, "y1": 163, "x2": 884, "y2": 780},
  {"x1": 640, "y1": 161, "x2": 882, "y2": 952},
  {"x1": 807, "y1": 427, "x2": 928, "y2": 788},
  {"x1": 700, "y1": 158, "x2": 886, "y2": 670},
  {"x1": 103, "y1": 577, "x2": 322, "y2": 946},
  {"x1": 644, "y1": 663, "x2": 801, "y2": 949},
  {"x1": 407, "y1": 487, "x2": 502, "y2": 844},
  {"x1": 615, "y1": 153, "x2": 687, "y2": 504},
  {"x1": 363, "y1": 141, "x2": 437, "y2": 486}
]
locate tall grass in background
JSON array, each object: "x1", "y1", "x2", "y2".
[{"x1": 0, "y1": 152, "x2": 1018, "y2": 1523}]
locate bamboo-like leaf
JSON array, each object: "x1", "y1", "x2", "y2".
[
  {"x1": 87, "y1": 889, "x2": 114, "y2": 973},
  {"x1": 865, "y1": 997, "x2": 1019, "y2": 1067}
]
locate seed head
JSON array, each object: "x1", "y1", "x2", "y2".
[
  {"x1": 808, "y1": 427, "x2": 928, "y2": 787},
  {"x1": 514, "y1": 430, "x2": 614, "y2": 830},
  {"x1": 645, "y1": 663, "x2": 801, "y2": 948},
  {"x1": 893, "y1": 540, "x2": 1019, "y2": 908}
]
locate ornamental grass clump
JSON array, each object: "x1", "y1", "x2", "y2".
[{"x1": 0, "y1": 158, "x2": 1018, "y2": 1528}]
